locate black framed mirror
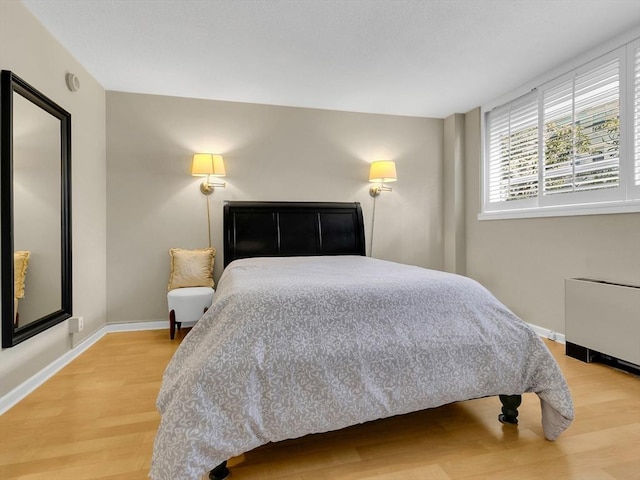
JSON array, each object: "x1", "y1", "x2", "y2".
[{"x1": 1, "y1": 70, "x2": 72, "y2": 348}]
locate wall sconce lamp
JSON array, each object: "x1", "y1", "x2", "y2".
[
  {"x1": 368, "y1": 160, "x2": 397, "y2": 258},
  {"x1": 191, "y1": 153, "x2": 226, "y2": 195},
  {"x1": 369, "y1": 160, "x2": 397, "y2": 197}
]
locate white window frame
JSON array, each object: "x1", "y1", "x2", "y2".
[
  {"x1": 480, "y1": 36, "x2": 640, "y2": 220},
  {"x1": 629, "y1": 38, "x2": 640, "y2": 201}
]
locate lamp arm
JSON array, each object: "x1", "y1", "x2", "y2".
[{"x1": 200, "y1": 177, "x2": 227, "y2": 195}]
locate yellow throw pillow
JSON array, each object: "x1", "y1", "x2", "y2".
[
  {"x1": 168, "y1": 247, "x2": 215, "y2": 290},
  {"x1": 14, "y1": 250, "x2": 30, "y2": 299}
]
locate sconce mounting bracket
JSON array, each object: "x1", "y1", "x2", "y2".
[{"x1": 200, "y1": 182, "x2": 214, "y2": 195}]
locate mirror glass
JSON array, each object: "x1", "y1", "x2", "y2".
[
  {"x1": 13, "y1": 93, "x2": 62, "y2": 327},
  {"x1": 1, "y1": 70, "x2": 72, "y2": 347}
]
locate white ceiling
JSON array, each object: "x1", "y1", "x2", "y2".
[{"x1": 21, "y1": 0, "x2": 640, "y2": 118}]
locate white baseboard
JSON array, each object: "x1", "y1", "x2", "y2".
[
  {"x1": 0, "y1": 320, "x2": 167, "y2": 415},
  {"x1": 1, "y1": 319, "x2": 562, "y2": 415},
  {"x1": 105, "y1": 320, "x2": 167, "y2": 332},
  {"x1": 527, "y1": 322, "x2": 566, "y2": 344}
]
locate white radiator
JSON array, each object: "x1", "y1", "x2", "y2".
[{"x1": 565, "y1": 278, "x2": 640, "y2": 367}]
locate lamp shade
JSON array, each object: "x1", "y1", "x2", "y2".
[
  {"x1": 191, "y1": 154, "x2": 226, "y2": 177},
  {"x1": 369, "y1": 160, "x2": 397, "y2": 183}
]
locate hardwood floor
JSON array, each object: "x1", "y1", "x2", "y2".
[{"x1": 0, "y1": 330, "x2": 638, "y2": 480}]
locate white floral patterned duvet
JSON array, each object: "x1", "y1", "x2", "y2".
[{"x1": 150, "y1": 256, "x2": 573, "y2": 480}]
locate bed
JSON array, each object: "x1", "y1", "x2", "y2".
[{"x1": 150, "y1": 201, "x2": 574, "y2": 480}]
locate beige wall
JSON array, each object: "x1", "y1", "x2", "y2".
[
  {"x1": 0, "y1": 0, "x2": 107, "y2": 395},
  {"x1": 106, "y1": 92, "x2": 444, "y2": 323},
  {"x1": 464, "y1": 107, "x2": 640, "y2": 335},
  {"x1": 443, "y1": 113, "x2": 466, "y2": 275}
]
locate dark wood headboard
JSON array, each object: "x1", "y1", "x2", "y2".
[{"x1": 223, "y1": 201, "x2": 366, "y2": 267}]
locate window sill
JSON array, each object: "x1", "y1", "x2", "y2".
[{"x1": 478, "y1": 200, "x2": 640, "y2": 221}]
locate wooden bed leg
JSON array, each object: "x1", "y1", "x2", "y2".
[
  {"x1": 498, "y1": 394, "x2": 521, "y2": 425},
  {"x1": 209, "y1": 461, "x2": 230, "y2": 480}
]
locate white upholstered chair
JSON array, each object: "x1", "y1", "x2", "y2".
[
  {"x1": 166, "y1": 247, "x2": 216, "y2": 339},
  {"x1": 167, "y1": 286, "x2": 214, "y2": 339}
]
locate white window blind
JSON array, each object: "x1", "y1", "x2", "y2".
[
  {"x1": 487, "y1": 92, "x2": 538, "y2": 204},
  {"x1": 634, "y1": 44, "x2": 640, "y2": 187},
  {"x1": 482, "y1": 40, "x2": 639, "y2": 218},
  {"x1": 543, "y1": 59, "x2": 620, "y2": 196}
]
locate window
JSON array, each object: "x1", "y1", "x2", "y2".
[
  {"x1": 634, "y1": 41, "x2": 640, "y2": 190},
  {"x1": 487, "y1": 92, "x2": 538, "y2": 206},
  {"x1": 482, "y1": 39, "x2": 640, "y2": 218}
]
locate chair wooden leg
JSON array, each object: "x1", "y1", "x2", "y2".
[{"x1": 169, "y1": 309, "x2": 176, "y2": 340}]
